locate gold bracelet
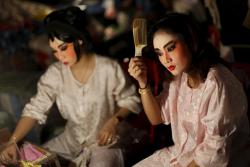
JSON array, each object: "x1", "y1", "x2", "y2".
[{"x1": 138, "y1": 85, "x2": 151, "y2": 95}]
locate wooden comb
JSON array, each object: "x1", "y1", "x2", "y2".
[{"x1": 132, "y1": 18, "x2": 147, "y2": 56}]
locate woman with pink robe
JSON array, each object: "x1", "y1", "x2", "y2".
[{"x1": 128, "y1": 13, "x2": 250, "y2": 167}]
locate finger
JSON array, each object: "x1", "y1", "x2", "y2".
[
  {"x1": 131, "y1": 65, "x2": 141, "y2": 75},
  {"x1": 134, "y1": 66, "x2": 146, "y2": 74},
  {"x1": 128, "y1": 58, "x2": 135, "y2": 68},
  {"x1": 105, "y1": 135, "x2": 113, "y2": 145},
  {"x1": 107, "y1": 136, "x2": 112, "y2": 144},
  {"x1": 98, "y1": 133, "x2": 106, "y2": 146},
  {"x1": 10, "y1": 151, "x2": 17, "y2": 164},
  {"x1": 134, "y1": 61, "x2": 145, "y2": 66},
  {"x1": 128, "y1": 57, "x2": 138, "y2": 69},
  {"x1": 133, "y1": 58, "x2": 145, "y2": 65},
  {"x1": 3, "y1": 153, "x2": 13, "y2": 164},
  {"x1": 0, "y1": 154, "x2": 4, "y2": 163},
  {"x1": 133, "y1": 56, "x2": 142, "y2": 61},
  {"x1": 99, "y1": 132, "x2": 110, "y2": 146},
  {"x1": 133, "y1": 62, "x2": 146, "y2": 72},
  {"x1": 0, "y1": 153, "x2": 8, "y2": 165},
  {"x1": 103, "y1": 134, "x2": 111, "y2": 145},
  {"x1": 129, "y1": 57, "x2": 144, "y2": 68},
  {"x1": 102, "y1": 131, "x2": 114, "y2": 145},
  {"x1": 134, "y1": 69, "x2": 142, "y2": 77}
]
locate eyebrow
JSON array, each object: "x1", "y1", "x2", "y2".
[
  {"x1": 58, "y1": 42, "x2": 66, "y2": 49},
  {"x1": 154, "y1": 40, "x2": 175, "y2": 52},
  {"x1": 50, "y1": 43, "x2": 65, "y2": 53}
]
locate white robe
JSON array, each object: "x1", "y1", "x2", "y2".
[{"x1": 22, "y1": 55, "x2": 141, "y2": 166}]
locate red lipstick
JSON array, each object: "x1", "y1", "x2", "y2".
[{"x1": 168, "y1": 65, "x2": 175, "y2": 71}]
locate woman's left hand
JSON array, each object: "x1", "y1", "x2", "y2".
[{"x1": 97, "y1": 117, "x2": 119, "y2": 146}]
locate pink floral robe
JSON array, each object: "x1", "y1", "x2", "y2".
[{"x1": 134, "y1": 65, "x2": 250, "y2": 167}]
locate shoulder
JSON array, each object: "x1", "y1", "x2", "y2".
[
  {"x1": 47, "y1": 62, "x2": 62, "y2": 71},
  {"x1": 205, "y1": 64, "x2": 246, "y2": 102},
  {"x1": 40, "y1": 62, "x2": 62, "y2": 81},
  {"x1": 206, "y1": 64, "x2": 241, "y2": 88},
  {"x1": 96, "y1": 54, "x2": 119, "y2": 67},
  {"x1": 96, "y1": 55, "x2": 122, "y2": 72}
]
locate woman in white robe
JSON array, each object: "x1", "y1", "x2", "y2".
[{"x1": 0, "y1": 6, "x2": 141, "y2": 167}]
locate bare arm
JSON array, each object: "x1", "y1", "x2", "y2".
[
  {"x1": 10, "y1": 116, "x2": 37, "y2": 142},
  {"x1": 0, "y1": 116, "x2": 37, "y2": 164},
  {"x1": 128, "y1": 57, "x2": 163, "y2": 125},
  {"x1": 139, "y1": 86, "x2": 162, "y2": 125},
  {"x1": 112, "y1": 107, "x2": 131, "y2": 122}
]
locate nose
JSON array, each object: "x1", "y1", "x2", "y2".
[
  {"x1": 56, "y1": 52, "x2": 65, "y2": 62},
  {"x1": 163, "y1": 51, "x2": 172, "y2": 64}
]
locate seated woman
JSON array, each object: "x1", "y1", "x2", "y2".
[
  {"x1": 0, "y1": 6, "x2": 141, "y2": 167},
  {"x1": 128, "y1": 13, "x2": 250, "y2": 167}
]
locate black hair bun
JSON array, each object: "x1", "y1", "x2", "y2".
[{"x1": 44, "y1": 6, "x2": 88, "y2": 31}]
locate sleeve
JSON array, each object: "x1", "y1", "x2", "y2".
[
  {"x1": 22, "y1": 64, "x2": 60, "y2": 124},
  {"x1": 193, "y1": 79, "x2": 244, "y2": 167},
  {"x1": 112, "y1": 62, "x2": 141, "y2": 114}
]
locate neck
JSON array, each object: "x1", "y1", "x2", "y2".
[
  {"x1": 71, "y1": 53, "x2": 95, "y2": 84},
  {"x1": 74, "y1": 53, "x2": 93, "y2": 69},
  {"x1": 187, "y1": 75, "x2": 200, "y2": 88}
]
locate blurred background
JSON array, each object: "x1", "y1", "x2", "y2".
[{"x1": 0, "y1": 0, "x2": 250, "y2": 162}]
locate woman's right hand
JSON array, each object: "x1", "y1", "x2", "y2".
[
  {"x1": 128, "y1": 57, "x2": 148, "y2": 88},
  {"x1": 0, "y1": 143, "x2": 18, "y2": 165}
]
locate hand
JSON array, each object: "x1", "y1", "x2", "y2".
[
  {"x1": 97, "y1": 117, "x2": 119, "y2": 146},
  {"x1": 128, "y1": 57, "x2": 148, "y2": 88},
  {"x1": 0, "y1": 143, "x2": 18, "y2": 165},
  {"x1": 187, "y1": 160, "x2": 200, "y2": 167}
]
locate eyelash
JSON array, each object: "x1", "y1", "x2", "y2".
[
  {"x1": 51, "y1": 44, "x2": 68, "y2": 55},
  {"x1": 156, "y1": 52, "x2": 163, "y2": 57},
  {"x1": 60, "y1": 45, "x2": 67, "y2": 51},
  {"x1": 156, "y1": 43, "x2": 176, "y2": 57},
  {"x1": 166, "y1": 43, "x2": 176, "y2": 52}
]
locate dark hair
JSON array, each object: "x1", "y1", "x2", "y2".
[
  {"x1": 148, "y1": 12, "x2": 230, "y2": 82},
  {"x1": 44, "y1": 6, "x2": 93, "y2": 59}
]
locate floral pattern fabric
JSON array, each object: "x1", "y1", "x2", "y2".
[{"x1": 134, "y1": 64, "x2": 250, "y2": 167}]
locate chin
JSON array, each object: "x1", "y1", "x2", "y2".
[
  {"x1": 171, "y1": 73, "x2": 178, "y2": 76},
  {"x1": 171, "y1": 70, "x2": 181, "y2": 76}
]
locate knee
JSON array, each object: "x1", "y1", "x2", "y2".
[{"x1": 88, "y1": 148, "x2": 124, "y2": 167}]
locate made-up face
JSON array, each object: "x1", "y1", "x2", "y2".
[
  {"x1": 153, "y1": 30, "x2": 191, "y2": 76},
  {"x1": 49, "y1": 37, "x2": 78, "y2": 67}
]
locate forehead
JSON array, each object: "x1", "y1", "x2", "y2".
[
  {"x1": 153, "y1": 30, "x2": 175, "y2": 48},
  {"x1": 49, "y1": 37, "x2": 64, "y2": 48}
]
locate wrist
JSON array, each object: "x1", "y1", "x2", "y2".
[
  {"x1": 112, "y1": 116, "x2": 123, "y2": 125},
  {"x1": 116, "y1": 116, "x2": 124, "y2": 123},
  {"x1": 7, "y1": 136, "x2": 17, "y2": 146},
  {"x1": 139, "y1": 81, "x2": 147, "y2": 89},
  {"x1": 138, "y1": 84, "x2": 151, "y2": 95}
]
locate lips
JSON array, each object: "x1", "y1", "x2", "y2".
[
  {"x1": 168, "y1": 65, "x2": 175, "y2": 71},
  {"x1": 63, "y1": 62, "x2": 68, "y2": 65}
]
